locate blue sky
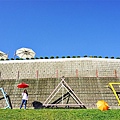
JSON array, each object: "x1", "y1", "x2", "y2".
[{"x1": 0, "y1": 0, "x2": 120, "y2": 58}]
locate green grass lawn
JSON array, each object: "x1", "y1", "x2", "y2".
[{"x1": 0, "y1": 109, "x2": 120, "y2": 120}]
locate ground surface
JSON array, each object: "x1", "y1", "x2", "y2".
[{"x1": 0, "y1": 109, "x2": 120, "y2": 120}]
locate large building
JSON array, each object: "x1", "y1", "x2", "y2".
[{"x1": 0, "y1": 57, "x2": 120, "y2": 109}]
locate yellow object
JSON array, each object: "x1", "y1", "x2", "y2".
[
  {"x1": 109, "y1": 83, "x2": 120, "y2": 105},
  {"x1": 97, "y1": 100, "x2": 109, "y2": 111}
]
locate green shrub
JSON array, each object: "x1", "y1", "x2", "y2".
[
  {"x1": 66, "y1": 56, "x2": 70, "y2": 58},
  {"x1": 40, "y1": 57, "x2": 43, "y2": 59},
  {"x1": 84, "y1": 55, "x2": 87, "y2": 57},
  {"x1": 89, "y1": 56, "x2": 93, "y2": 58},
  {"x1": 56, "y1": 56, "x2": 59, "y2": 58},
  {"x1": 50, "y1": 56, "x2": 54, "y2": 59},
  {"x1": 72, "y1": 56, "x2": 76, "y2": 58},
  {"x1": 45, "y1": 57, "x2": 49, "y2": 59}
]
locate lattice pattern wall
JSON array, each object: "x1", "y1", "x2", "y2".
[
  {"x1": 0, "y1": 58, "x2": 120, "y2": 79},
  {"x1": 0, "y1": 77, "x2": 120, "y2": 109}
]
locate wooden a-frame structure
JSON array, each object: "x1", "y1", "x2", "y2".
[{"x1": 43, "y1": 76, "x2": 86, "y2": 108}]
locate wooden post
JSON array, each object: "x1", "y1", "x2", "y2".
[
  {"x1": 0, "y1": 72, "x2": 1, "y2": 79},
  {"x1": 36, "y1": 70, "x2": 38, "y2": 79},
  {"x1": 114, "y1": 69, "x2": 117, "y2": 78},
  {"x1": 96, "y1": 70, "x2": 98, "y2": 77},
  {"x1": 76, "y1": 69, "x2": 78, "y2": 77},
  {"x1": 18, "y1": 71, "x2": 19, "y2": 79},
  {"x1": 56, "y1": 70, "x2": 58, "y2": 78}
]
